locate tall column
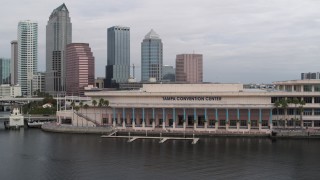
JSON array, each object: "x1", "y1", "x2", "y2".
[
  {"x1": 237, "y1": 109, "x2": 240, "y2": 130},
  {"x1": 122, "y1": 108, "x2": 126, "y2": 128},
  {"x1": 152, "y1": 108, "x2": 155, "y2": 129},
  {"x1": 142, "y1": 108, "x2": 145, "y2": 128},
  {"x1": 162, "y1": 108, "x2": 166, "y2": 130},
  {"x1": 226, "y1": 108, "x2": 229, "y2": 130},
  {"x1": 194, "y1": 108, "x2": 197, "y2": 130},
  {"x1": 183, "y1": 108, "x2": 186, "y2": 129},
  {"x1": 248, "y1": 109, "x2": 251, "y2": 130},
  {"x1": 113, "y1": 107, "x2": 116, "y2": 127},
  {"x1": 132, "y1": 108, "x2": 135, "y2": 128},
  {"x1": 259, "y1": 108, "x2": 262, "y2": 131},
  {"x1": 269, "y1": 108, "x2": 273, "y2": 130},
  {"x1": 204, "y1": 108, "x2": 208, "y2": 129},
  {"x1": 215, "y1": 108, "x2": 219, "y2": 130}
]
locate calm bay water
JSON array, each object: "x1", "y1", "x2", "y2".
[{"x1": 0, "y1": 120, "x2": 320, "y2": 180}]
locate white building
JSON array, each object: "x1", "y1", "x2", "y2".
[
  {"x1": 0, "y1": 84, "x2": 22, "y2": 97},
  {"x1": 18, "y1": 20, "x2": 38, "y2": 96},
  {"x1": 32, "y1": 72, "x2": 45, "y2": 94},
  {"x1": 57, "y1": 79, "x2": 320, "y2": 131}
]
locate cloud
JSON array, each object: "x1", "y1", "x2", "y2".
[{"x1": 1, "y1": 0, "x2": 320, "y2": 83}]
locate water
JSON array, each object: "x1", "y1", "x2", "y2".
[{"x1": 0, "y1": 121, "x2": 320, "y2": 180}]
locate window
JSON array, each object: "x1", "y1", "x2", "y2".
[
  {"x1": 230, "y1": 120, "x2": 237, "y2": 126},
  {"x1": 314, "y1": 121, "x2": 320, "y2": 127},
  {"x1": 287, "y1": 109, "x2": 295, "y2": 115},
  {"x1": 294, "y1": 85, "x2": 301, "y2": 92},
  {"x1": 219, "y1": 120, "x2": 226, "y2": 126},
  {"x1": 314, "y1": 109, "x2": 320, "y2": 116},
  {"x1": 314, "y1": 85, "x2": 320, "y2": 92},
  {"x1": 303, "y1": 97, "x2": 312, "y2": 103},
  {"x1": 240, "y1": 120, "x2": 247, "y2": 126},
  {"x1": 262, "y1": 120, "x2": 268, "y2": 126},
  {"x1": 315, "y1": 97, "x2": 320, "y2": 103},
  {"x1": 303, "y1": 109, "x2": 312, "y2": 116},
  {"x1": 304, "y1": 85, "x2": 312, "y2": 92}
]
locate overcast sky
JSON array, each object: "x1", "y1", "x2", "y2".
[{"x1": 1, "y1": 0, "x2": 320, "y2": 83}]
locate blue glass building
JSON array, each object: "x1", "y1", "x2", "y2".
[
  {"x1": 141, "y1": 29, "x2": 163, "y2": 82},
  {"x1": 105, "y1": 26, "x2": 130, "y2": 88}
]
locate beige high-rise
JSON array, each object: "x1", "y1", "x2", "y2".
[{"x1": 175, "y1": 54, "x2": 203, "y2": 83}]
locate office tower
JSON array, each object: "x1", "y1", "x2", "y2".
[
  {"x1": 46, "y1": 3, "x2": 72, "y2": 95},
  {"x1": 141, "y1": 29, "x2": 163, "y2": 82},
  {"x1": 175, "y1": 54, "x2": 203, "y2": 83},
  {"x1": 105, "y1": 26, "x2": 130, "y2": 88},
  {"x1": 66, "y1": 43, "x2": 94, "y2": 96},
  {"x1": 162, "y1": 65, "x2": 175, "y2": 82},
  {"x1": 18, "y1": 20, "x2": 38, "y2": 96},
  {"x1": 301, "y1": 72, "x2": 320, "y2": 80},
  {"x1": 32, "y1": 72, "x2": 45, "y2": 94},
  {"x1": 10, "y1": 40, "x2": 18, "y2": 85},
  {"x1": 0, "y1": 58, "x2": 10, "y2": 84}
]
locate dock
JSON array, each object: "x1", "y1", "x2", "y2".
[{"x1": 101, "y1": 133, "x2": 200, "y2": 144}]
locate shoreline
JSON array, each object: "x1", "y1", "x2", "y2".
[{"x1": 41, "y1": 123, "x2": 320, "y2": 139}]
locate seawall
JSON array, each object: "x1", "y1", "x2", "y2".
[{"x1": 42, "y1": 123, "x2": 114, "y2": 134}]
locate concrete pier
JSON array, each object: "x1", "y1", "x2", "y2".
[{"x1": 101, "y1": 134, "x2": 200, "y2": 144}]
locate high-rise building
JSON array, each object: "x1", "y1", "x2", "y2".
[
  {"x1": 141, "y1": 29, "x2": 163, "y2": 82},
  {"x1": 162, "y1": 65, "x2": 175, "y2": 82},
  {"x1": 0, "y1": 58, "x2": 10, "y2": 84},
  {"x1": 10, "y1": 40, "x2": 18, "y2": 85},
  {"x1": 301, "y1": 72, "x2": 320, "y2": 80},
  {"x1": 18, "y1": 20, "x2": 38, "y2": 96},
  {"x1": 105, "y1": 26, "x2": 130, "y2": 88},
  {"x1": 175, "y1": 54, "x2": 203, "y2": 83},
  {"x1": 66, "y1": 43, "x2": 94, "y2": 96},
  {"x1": 46, "y1": 3, "x2": 72, "y2": 95},
  {"x1": 32, "y1": 72, "x2": 45, "y2": 94}
]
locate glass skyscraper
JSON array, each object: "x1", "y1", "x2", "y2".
[
  {"x1": 141, "y1": 29, "x2": 163, "y2": 82},
  {"x1": 105, "y1": 26, "x2": 130, "y2": 88},
  {"x1": 0, "y1": 58, "x2": 10, "y2": 84},
  {"x1": 46, "y1": 3, "x2": 72, "y2": 95},
  {"x1": 18, "y1": 20, "x2": 38, "y2": 96}
]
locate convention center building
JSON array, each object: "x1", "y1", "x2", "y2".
[{"x1": 67, "y1": 79, "x2": 320, "y2": 132}]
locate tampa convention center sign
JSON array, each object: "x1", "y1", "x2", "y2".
[{"x1": 162, "y1": 96, "x2": 222, "y2": 101}]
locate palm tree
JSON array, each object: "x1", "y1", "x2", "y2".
[
  {"x1": 74, "y1": 106, "x2": 80, "y2": 126},
  {"x1": 103, "y1": 99, "x2": 109, "y2": 125},
  {"x1": 292, "y1": 97, "x2": 299, "y2": 128},
  {"x1": 280, "y1": 99, "x2": 288, "y2": 127},
  {"x1": 299, "y1": 100, "x2": 306, "y2": 128},
  {"x1": 98, "y1": 98, "x2": 104, "y2": 124},
  {"x1": 70, "y1": 101, "x2": 75, "y2": 111},
  {"x1": 274, "y1": 100, "x2": 281, "y2": 128},
  {"x1": 92, "y1": 99, "x2": 97, "y2": 122},
  {"x1": 84, "y1": 104, "x2": 89, "y2": 127}
]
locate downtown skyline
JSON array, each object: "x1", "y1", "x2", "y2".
[{"x1": 1, "y1": 0, "x2": 320, "y2": 83}]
